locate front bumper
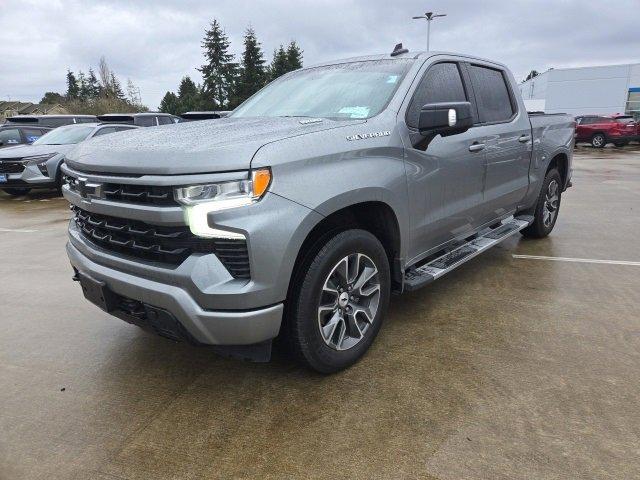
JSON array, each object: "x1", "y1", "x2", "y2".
[{"x1": 67, "y1": 240, "x2": 283, "y2": 345}]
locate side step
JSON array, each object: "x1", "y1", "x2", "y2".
[{"x1": 403, "y1": 215, "x2": 533, "y2": 292}]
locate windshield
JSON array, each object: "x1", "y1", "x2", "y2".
[
  {"x1": 33, "y1": 125, "x2": 94, "y2": 145},
  {"x1": 232, "y1": 59, "x2": 413, "y2": 120}
]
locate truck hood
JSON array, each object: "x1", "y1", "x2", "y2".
[
  {"x1": 0, "y1": 143, "x2": 76, "y2": 160},
  {"x1": 64, "y1": 117, "x2": 363, "y2": 175}
]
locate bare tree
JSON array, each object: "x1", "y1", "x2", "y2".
[{"x1": 98, "y1": 56, "x2": 112, "y2": 94}]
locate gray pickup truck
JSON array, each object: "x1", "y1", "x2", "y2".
[{"x1": 62, "y1": 48, "x2": 574, "y2": 373}]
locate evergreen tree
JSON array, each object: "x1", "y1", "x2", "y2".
[
  {"x1": 177, "y1": 76, "x2": 202, "y2": 113},
  {"x1": 159, "y1": 91, "x2": 180, "y2": 114},
  {"x1": 269, "y1": 45, "x2": 289, "y2": 81},
  {"x1": 233, "y1": 27, "x2": 266, "y2": 106},
  {"x1": 77, "y1": 71, "x2": 90, "y2": 101},
  {"x1": 285, "y1": 41, "x2": 303, "y2": 72},
  {"x1": 87, "y1": 68, "x2": 101, "y2": 98},
  {"x1": 40, "y1": 92, "x2": 65, "y2": 104},
  {"x1": 199, "y1": 19, "x2": 236, "y2": 109},
  {"x1": 66, "y1": 70, "x2": 79, "y2": 99},
  {"x1": 109, "y1": 72, "x2": 126, "y2": 100}
]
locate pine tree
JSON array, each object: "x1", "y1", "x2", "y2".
[
  {"x1": 87, "y1": 68, "x2": 101, "y2": 98},
  {"x1": 159, "y1": 92, "x2": 180, "y2": 114},
  {"x1": 269, "y1": 45, "x2": 289, "y2": 81},
  {"x1": 110, "y1": 72, "x2": 126, "y2": 100},
  {"x1": 77, "y1": 71, "x2": 89, "y2": 101},
  {"x1": 233, "y1": 27, "x2": 266, "y2": 106},
  {"x1": 177, "y1": 76, "x2": 202, "y2": 113},
  {"x1": 285, "y1": 41, "x2": 303, "y2": 72},
  {"x1": 199, "y1": 19, "x2": 236, "y2": 109},
  {"x1": 66, "y1": 70, "x2": 79, "y2": 100}
]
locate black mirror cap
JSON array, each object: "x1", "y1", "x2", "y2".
[{"x1": 418, "y1": 101, "x2": 473, "y2": 136}]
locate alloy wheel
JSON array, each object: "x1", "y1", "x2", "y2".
[
  {"x1": 317, "y1": 253, "x2": 381, "y2": 351},
  {"x1": 543, "y1": 179, "x2": 559, "y2": 228}
]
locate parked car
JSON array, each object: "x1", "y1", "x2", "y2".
[
  {"x1": 574, "y1": 114, "x2": 638, "y2": 148},
  {"x1": 4, "y1": 114, "x2": 98, "y2": 128},
  {"x1": 63, "y1": 48, "x2": 574, "y2": 373},
  {"x1": 0, "y1": 123, "x2": 138, "y2": 196},
  {"x1": 96, "y1": 112, "x2": 180, "y2": 127},
  {"x1": 0, "y1": 124, "x2": 52, "y2": 148},
  {"x1": 179, "y1": 111, "x2": 232, "y2": 122}
]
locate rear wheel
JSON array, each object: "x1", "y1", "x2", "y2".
[
  {"x1": 591, "y1": 133, "x2": 606, "y2": 148},
  {"x1": 521, "y1": 168, "x2": 561, "y2": 239},
  {"x1": 286, "y1": 229, "x2": 390, "y2": 373},
  {"x1": 613, "y1": 140, "x2": 629, "y2": 148},
  {"x1": 2, "y1": 188, "x2": 31, "y2": 197}
]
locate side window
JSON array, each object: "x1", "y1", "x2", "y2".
[
  {"x1": 468, "y1": 65, "x2": 515, "y2": 123},
  {"x1": 158, "y1": 116, "x2": 172, "y2": 125},
  {"x1": 23, "y1": 128, "x2": 45, "y2": 143},
  {"x1": 115, "y1": 126, "x2": 136, "y2": 132},
  {"x1": 93, "y1": 127, "x2": 116, "y2": 137},
  {"x1": 0, "y1": 129, "x2": 22, "y2": 145},
  {"x1": 406, "y1": 62, "x2": 467, "y2": 128},
  {"x1": 135, "y1": 116, "x2": 156, "y2": 127}
]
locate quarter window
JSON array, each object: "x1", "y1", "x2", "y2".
[
  {"x1": 469, "y1": 65, "x2": 515, "y2": 123},
  {"x1": 407, "y1": 62, "x2": 467, "y2": 128}
]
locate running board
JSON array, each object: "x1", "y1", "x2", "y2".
[{"x1": 403, "y1": 215, "x2": 533, "y2": 292}]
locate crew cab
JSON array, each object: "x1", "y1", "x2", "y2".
[
  {"x1": 62, "y1": 48, "x2": 574, "y2": 373},
  {"x1": 575, "y1": 114, "x2": 638, "y2": 148}
]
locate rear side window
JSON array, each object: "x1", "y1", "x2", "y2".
[
  {"x1": 93, "y1": 127, "x2": 117, "y2": 137},
  {"x1": 115, "y1": 126, "x2": 136, "y2": 132},
  {"x1": 158, "y1": 116, "x2": 172, "y2": 125},
  {"x1": 406, "y1": 62, "x2": 467, "y2": 128},
  {"x1": 136, "y1": 116, "x2": 156, "y2": 127},
  {"x1": 469, "y1": 65, "x2": 514, "y2": 123}
]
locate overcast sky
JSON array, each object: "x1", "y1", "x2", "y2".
[{"x1": 1, "y1": 0, "x2": 639, "y2": 109}]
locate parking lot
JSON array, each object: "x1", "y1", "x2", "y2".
[{"x1": 1, "y1": 146, "x2": 639, "y2": 479}]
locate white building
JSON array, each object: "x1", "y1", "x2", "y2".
[{"x1": 519, "y1": 63, "x2": 640, "y2": 117}]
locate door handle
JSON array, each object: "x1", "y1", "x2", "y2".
[
  {"x1": 518, "y1": 134, "x2": 532, "y2": 143},
  {"x1": 469, "y1": 142, "x2": 485, "y2": 152}
]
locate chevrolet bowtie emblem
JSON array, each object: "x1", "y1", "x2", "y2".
[{"x1": 77, "y1": 178, "x2": 103, "y2": 199}]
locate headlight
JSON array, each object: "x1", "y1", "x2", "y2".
[
  {"x1": 174, "y1": 168, "x2": 271, "y2": 208},
  {"x1": 175, "y1": 168, "x2": 271, "y2": 239},
  {"x1": 22, "y1": 153, "x2": 58, "y2": 164}
]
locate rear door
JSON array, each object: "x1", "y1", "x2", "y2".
[
  {"x1": 401, "y1": 59, "x2": 488, "y2": 259},
  {"x1": 465, "y1": 62, "x2": 532, "y2": 222}
]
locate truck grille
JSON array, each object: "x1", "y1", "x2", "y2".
[
  {"x1": 0, "y1": 161, "x2": 25, "y2": 174},
  {"x1": 102, "y1": 183, "x2": 177, "y2": 206},
  {"x1": 72, "y1": 206, "x2": 250, "y2": 278}
]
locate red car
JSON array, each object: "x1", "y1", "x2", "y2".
[{"x1": 575, "y1": 114, "x2": 638, "y2": 148}]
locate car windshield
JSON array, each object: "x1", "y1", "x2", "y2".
[
  {"x1": 33, "y1": 125, "x2": 94, "y2": 145},
  {"x1": 232, "y1": 59, "x2": 413, "y2": 120}
]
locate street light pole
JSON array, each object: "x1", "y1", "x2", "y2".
[{"x1": 412, "y1": 11, "x2": 447, "y2": 52}]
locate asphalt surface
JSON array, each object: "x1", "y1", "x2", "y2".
[{"x1": 1, "y1": 146, "x2": 639, "y2": 480}]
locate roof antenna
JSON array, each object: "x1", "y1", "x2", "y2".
[{"x1": 390, "y1": 43, "x2": 409, "y2": 57}]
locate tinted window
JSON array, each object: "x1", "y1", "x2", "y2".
[
  {"x1": 0, "y1": 128, "x2": 22, "y2": 145},
  {"x1": 115, "y1": 126, "x2": 136, "y2": 132},
  {"x1": 406, "y1": 62, "x2": 467, "y2": 128},
  {"x1": 93, "y1": 127, "x2": 116, "y2": 137},
  {"x1": 469, "y1": 65, "x2": 514, "y2": 123},
  {"x1": 23, "y1": 128, "x2": 45, "y2": 143},
  {"x1": 45, "y1": 117, "x2": 74, "y2": 127},
  {"x1": 158, "y1": 116, "x2": 172, "y2": 125},
  {"x1": 136, "y1": 116, "x2": 156, "y2": 127}
]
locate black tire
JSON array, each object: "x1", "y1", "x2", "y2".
[
  {"x1": 286, "y1": 229, "x2": 390, "y2": 373},
  {"x1": 521, "y1": 168, "x2": 562, "y2": 239},
  {"x1": 2, "y1": 188, "x2": 31, "y2": 197},
  {"x1": 55, "y1": 168, "x2": 64, "y2": 195},
  {"x1": 591, "y1": 133, "x2": 606, "y2": 148}
]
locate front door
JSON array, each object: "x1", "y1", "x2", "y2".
[{"x1": 400, "y1": 60, "x2": 487, "y2": 262}]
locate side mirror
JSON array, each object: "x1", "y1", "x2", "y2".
[{"x1": 419, "y1": 101, "x2": 473, "y2": 136}]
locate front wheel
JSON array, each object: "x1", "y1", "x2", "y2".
[
  {"x1": 286, "y1": 229, "x2": 390, "y2": 373},
  {"x1": 591, "y1": 133, "x2": 606, "y2": 148},
  {"x1": 521, "y1": 168, "x2": 562, "y2": 239},
  {"x1": 2, "y1": 188, "x2": 31, "y2": 197}
]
